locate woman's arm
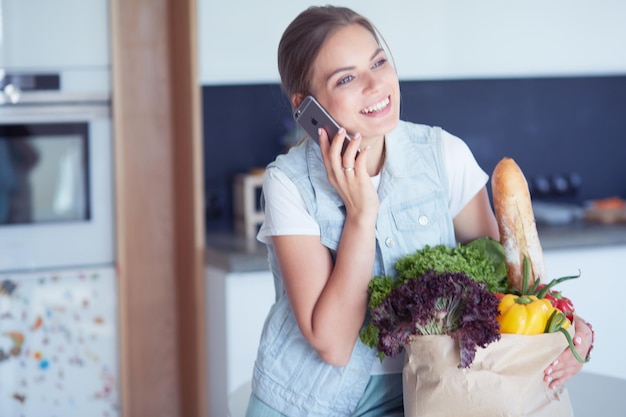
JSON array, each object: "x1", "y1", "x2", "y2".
[
  {"x1": 272, "y1": 218, "x2": 376, "y2": 366},
  {"x1": 272, "y1": 129, "x2": 379, "y2": 367},
  {"x1": 452, "y1": 187, "x2": 499, "y2": 243}
]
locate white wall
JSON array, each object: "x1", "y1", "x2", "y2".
[{"x1": 198, "y1": 0, "x2": 626, "y2": 85}]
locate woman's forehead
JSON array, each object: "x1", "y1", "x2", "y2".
[{"x1": 313, "y1": 24, "x2": 380, "y2": 76}]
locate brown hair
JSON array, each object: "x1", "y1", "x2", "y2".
[{"x1": 277, "y1": 6, "x2": 385, "y2": 104}]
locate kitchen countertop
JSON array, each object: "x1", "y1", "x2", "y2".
[
  {"x1": 206, "y1": 220, "x2": 626, "y2": 273},
  {"x1": 535, "y1": 220, "x2": 626, "y2": 250},
  {"x1": 206, "y1": 232, "x2": 270, "y2": 273}
]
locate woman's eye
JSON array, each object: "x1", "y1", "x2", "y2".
[
  {"x1": 338, "y1": 75, "x2": 353, "y2": 85},
  {"x1": 373, "y1": 58, "x2": 387, "y2": 69}
]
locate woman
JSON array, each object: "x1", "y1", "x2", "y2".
[{"x1": 247, "y1": 5, "x2": 592, "y2": 416}]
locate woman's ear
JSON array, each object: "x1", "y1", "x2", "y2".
[{"x1": 291, "y1": 93, "x2": 305, "y2": 109}]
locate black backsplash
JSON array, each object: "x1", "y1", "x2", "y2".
[{"x1": 202, "y1": 76, "x2": 626, "y2": 232}]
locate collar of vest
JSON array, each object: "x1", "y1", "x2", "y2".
[{"x1": 303, "y1": 120, "x2": 435, "y2": 208}]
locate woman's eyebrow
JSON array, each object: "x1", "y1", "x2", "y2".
[
  {"x1": 325, "y1": 48, "x2": 385, "y2": 83},
  {"x1": 370, "y1": 47, "x2": 385, "y2": 60}
]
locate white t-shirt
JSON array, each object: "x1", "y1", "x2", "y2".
[
  {"x1": 258, "y1": 130, "x2": 488, "y2": 244},
  {"x1": 256, "y1": 129, "x2": 488, "y2": 374}
]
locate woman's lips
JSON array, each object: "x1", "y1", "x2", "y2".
[{"x1": 360, "y1": 96, "x2": 391, "y2": 114}]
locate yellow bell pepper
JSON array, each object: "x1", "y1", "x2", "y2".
[{"x1": 497, "y1": 294, "x2": 555, "y2": 335}]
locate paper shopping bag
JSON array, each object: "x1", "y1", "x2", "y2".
[{"x1": 403, "y1": 331, "x2": 574, "y2": 417}]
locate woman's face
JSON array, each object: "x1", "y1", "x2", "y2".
[{"x1": 308, "y1": 23, "x2": 400, "y2": 143}]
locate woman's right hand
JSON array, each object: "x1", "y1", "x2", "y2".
[{"x1": 318, "y1": 127, "x2": 379, "y2": 224}]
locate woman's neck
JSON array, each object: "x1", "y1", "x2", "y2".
[{"x1": 365, "y1": 137, "x2": 386, "y2": 177}]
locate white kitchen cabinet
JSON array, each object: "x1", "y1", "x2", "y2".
[
  {"x1": 543, "y1": 245, "x2": 626, "y2": 380},
  {"x1": 0, "y1": 0, "x2": 110, "y2": 70},
  {"x1": 204, "y1": 243, "x2": 626, "y2": 417},
  {"x1": 205, "y1": 265, "x2": 275, "y2": 417}
]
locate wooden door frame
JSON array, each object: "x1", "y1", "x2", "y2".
[{"x1": 110, "y1": 0, "x2": 207, "y2": 416}]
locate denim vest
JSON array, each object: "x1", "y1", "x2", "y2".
[{"x1": 252, "y1": 121, "x2": 456, "y2": 416}]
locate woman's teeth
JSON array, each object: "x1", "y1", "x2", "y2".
[{"x1": 361, "y1": 97, "x2": 390, "y2": 114}]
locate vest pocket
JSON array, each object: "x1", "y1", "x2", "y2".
[{"x1": 390, "y1": 193, "x2": 446, "y2": 231}]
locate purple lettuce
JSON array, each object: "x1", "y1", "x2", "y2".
[{"x1": 371, "y1": 269, "x2": 501, "y2": 368}]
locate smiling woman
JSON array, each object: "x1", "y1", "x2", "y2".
[{"x1": 245, "y1": 5, "x2": 502, "y2": 416}]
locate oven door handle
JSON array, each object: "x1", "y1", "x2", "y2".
[{"x1": 0, "y1": 104, "x2": 110, "y2": 123}]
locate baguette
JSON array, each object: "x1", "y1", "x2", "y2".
[{"x1": 491, "y1": 157, "x2": 547, "y2": 291}]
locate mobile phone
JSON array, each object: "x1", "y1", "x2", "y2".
[{"x1": 293, "y1": 95, "x2": 351, "y2": 156}]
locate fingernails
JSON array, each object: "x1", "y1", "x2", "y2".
[
  {"x1": 546, "y1": 376, "x2": 553, "y2": 384},
  {"x1": 552, "y1": 359, "x2": 559, "y2": 366},
  {"x1": 353, "y1": 132, "x2": 362, "y2": 140},
  {"x1": 575, "y1": 336, "x2": 582, "y2": 345},
  {"x1": 546, "y1": 368, "x2": 553, "y2": 375},
  {"x1": 338, "y1": 127, "x2": 345, "y2": 134},
  {"x1": 318, "y1": 128, "x2": 323, "y2": 136}
]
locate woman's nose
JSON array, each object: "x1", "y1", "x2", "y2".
[{"x1": 361, "y1": 72, "x2": 381, "y2": 93}]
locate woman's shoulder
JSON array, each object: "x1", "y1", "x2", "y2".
[
  {"x1": 268, "y1": 140, "x2": 312, "y2": 174},
  {"x1": 273, "y1": 139, "x2": 308, "y2": 160}
]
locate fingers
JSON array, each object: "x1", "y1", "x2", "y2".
[
  {"x1": 543, "y1": 319, "x2": 593, "y2": 391},
  {"x1": 544, "y1": 346, "x2": 584, "y2": 390},
  {"x1": 319, "y1": 127, "x2": 365, "y2": 177},
  {"x1": 329, "y1": 127, "x2": 359, "y2": 168},
  {"x1": 341, "y1": 132, "x2": 362, "y2": 167},
  {"x1": 317, "y1": 127, "x2": 331, "y2": 156},
  {"x1": 317, "y1": 128, "x2": 336, "y2": 179}
]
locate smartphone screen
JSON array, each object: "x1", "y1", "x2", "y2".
[{"x1": 294, "y1": 95, "x2": 351, "y2": 155}]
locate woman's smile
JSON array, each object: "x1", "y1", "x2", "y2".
[{"x1": 360, "y1": 95, "x2": 391, "y2": 115}]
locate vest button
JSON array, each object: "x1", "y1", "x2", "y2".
[
  {"x1": 384, "y1": 237, "x2": 395, "y2": 247},
  {"x1": 418, "y1": 215, "x2": 429, "y2": 226}
]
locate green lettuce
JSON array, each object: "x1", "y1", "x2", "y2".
[{"x1": 360, "y1": 237, "x2": 508, "y2": 351}]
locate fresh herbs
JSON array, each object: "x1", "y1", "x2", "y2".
[
  {"x1": 360, "y1": 237, "x2": 508, "y2": 367},
  {"x1": 365, "y1": 238, "x2": 507, "y2": 318},
  {"x1": 394, "y1": 238, "x2": 508, "y2": 294},
  {"x1": 370, "y1": 269, "x2": 501, "y2": 368}
]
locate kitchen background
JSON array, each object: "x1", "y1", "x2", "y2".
[
  {"x1": 1, "y1": 1, "x2": 625, "y2": 417},
  {"x1": 201, "y1": 1, "x2": 626, "y2": 232},
  {"x1": 200, "y1": 1, "x2": 626, "y2": 416},
  {"x1": 1, "y1": 0, "x2": 119, "y2": 416}
]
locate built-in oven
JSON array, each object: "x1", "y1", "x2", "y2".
[
  {"x1": 0, "y1": 100, "x2": 114, "y2": 272},
  {"x1": 0, "y1": 0, "x2": 113, "y2": 273}
]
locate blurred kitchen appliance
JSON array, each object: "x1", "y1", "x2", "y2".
[
  {"x1": 0, "y1": 0, "x2": 111, "y2": 100},
  {"x1": 0, "y1": 0, "x2": 113, "y2": 272},
  {"x1": 233, "y1": 172, "x2": 264, "y2": 241}
]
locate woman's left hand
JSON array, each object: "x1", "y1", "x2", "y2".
[{"x1": 543, "y1": 317, "x2": 593, "y2": 390}]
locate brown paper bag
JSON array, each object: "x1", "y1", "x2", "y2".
[{"x1": 403, "y1": 331, "x2": 574, "y2": 417}]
